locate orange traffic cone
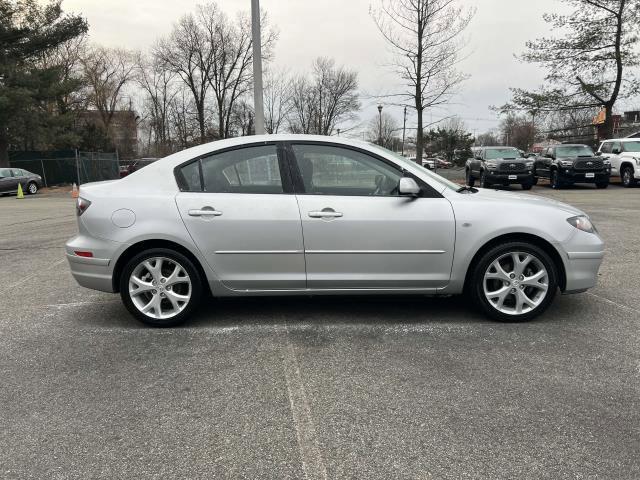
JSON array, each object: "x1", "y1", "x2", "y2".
[{"x1": 71, "y1": 183, "x2": 79, "y2": 198}]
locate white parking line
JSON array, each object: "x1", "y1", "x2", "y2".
[
  {"x1": 281, "y1": 328, "x2": 328, "y2": 480},
  {"x1": 0, "y1": 258, "x2": 65, "y2": 294},
  {"x1": 587, "y1": 292, "x2": 640, "y2": 314}
]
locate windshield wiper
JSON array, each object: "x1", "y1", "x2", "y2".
[{"x1": 457, "y1": 185, "x2": 478, "y2": 193}]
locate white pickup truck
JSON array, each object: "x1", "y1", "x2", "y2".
[{"x1": 597, "y1": 138, "x2": 640, "y2": 187}]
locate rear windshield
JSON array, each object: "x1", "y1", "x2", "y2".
[{"x1": 485, "y1": 148, "x2": 522, "y2": 160}]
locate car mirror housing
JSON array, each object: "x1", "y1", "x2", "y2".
[
  {"x1": 612, "y1": 147, "x2": 621, "y2": 154},
  {"x1": 398, "y1": 177, "x2": 420, "y2": 196}
]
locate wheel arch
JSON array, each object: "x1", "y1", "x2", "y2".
[
  {"x1": 112, "y1": 239, "x2": 211, "y2": 295},
  {"x1": 463, "y1": 232, "x2": 567, "y2": 293},
  {"x1": 620, "y1": 161, "x2": 634, "y2": 173}
]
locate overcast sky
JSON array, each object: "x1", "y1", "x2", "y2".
[{"x1": 63, "y1": 0, "x2": 561, "y2": 136}]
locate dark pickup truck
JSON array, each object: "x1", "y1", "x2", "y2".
[
  {"x1": 465, "y1": 146, "x2": 535, "y2": 190},
  {"x1": 534, "y1": 144, "x2": 610, "y2": 189}
]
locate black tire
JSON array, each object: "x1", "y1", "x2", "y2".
[
  {"x1": 621, "y1": 166, "x2": 636, "y2": 188},
  {"x1": 531, "y1": 176, "x2": 539, "y2": 186},
  {"x1": 27, "y1": 182, "x2": 38, "y2": 195},
  {"x1": 479, "y1": 170, "x2": 488, "y2": 188},
  {"x1": 466, "y1": 169, "x2": 475, "y2": 187},
  {"x1": 521, "y1": 182, "x2": 533, "y2": 191},
  {"x1": 468, "y1": 241, "x2": 558, "y2": 322},
  {"x1": 595, "y1": 181, "x2": 609, "y2": 189},
  {"x1": 119, "y1": 248, "x2": 203, "y2": 327},
  {"x1": 550, "y1": 170, "x2": 563, "y2": 189}
]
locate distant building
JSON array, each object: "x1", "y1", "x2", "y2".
[{"x1": 77, "y1": 110, "x2": 138, "y2": 159}]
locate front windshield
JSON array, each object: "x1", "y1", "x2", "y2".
[
  {"x1": 485, "y1": 148, "x2": 522, "y2": 160},
  {"x1": 556, "y1": 145, "x2": 594, "y2": 157},
  {"x1": 368, "y1": 144, "x2": 461, "y2": 192},
  {"x1": 622, "y1": 141, "x2": 640, "y2": 152}
]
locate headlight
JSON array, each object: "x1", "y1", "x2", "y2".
[
  {"x1": 486, "y1": 161, "x2": 498, "y2": 169},
  {"x1": 525, "y1": 161, "x2": 534, "y2": 167},
  {"x1": 560, "y1": 160, "x2": 574, "y2": 167},
  {"x1": 567, "y1": 215, "x2": 597, "y2": 234},
  {"x1": 603, "y1": 159, "x2": 611, "y2": 165}
]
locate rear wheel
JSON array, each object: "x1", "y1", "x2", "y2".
[
  {"x1": 119, "y1": 248, "x2": 203, "y2": 327},
  {"x1": 469, "y1": 242, "x2": 558, "y2": 322},
  {"x1": 595, "y1": 181, "x2": 609, "y2": 189},
  {"x1": 521, "y1": 182, "x2": 533, "y2": 190},
  {"x1": 622, "y1": 166, "x2": 636, "y2": 187},
  {"x1": 531, "y1": 176, "x2": 539, "y2": 186}
]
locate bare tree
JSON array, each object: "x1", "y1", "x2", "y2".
[
  {"x1": 264, "y1": 67, "x2": 293, "y2": 134},
  {"x1": 137, "y1": 53, "x2": 178, "y2": 156},
  {"x1": 372, "y1": 0, "x2": 474, "y2": 163},
  {"x1": 289, "y1": 57, "x2": 360, "y2": 135},
  {"x1": 81, "y1": 46, "x2": 136, "y2": 132},
  {"x1": 155, "y1": 12, "x2": 214, "y2": 143},
  {"x1": 200, "y1": 3, "x2": 277, "y2": 139},
  {"x1": 366, "y1": 112, "x2": 399, "y2": 147}
]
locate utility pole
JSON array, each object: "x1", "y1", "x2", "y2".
[
  {"x1": 251, "y1": 0, "x2": 265, "y2": 135},
  {"x1": 377, "y1": 104, "x2": 383, "y2": 146},
  {"x1": 401, "y1": 106, "x2": 407, "y2": 156}
]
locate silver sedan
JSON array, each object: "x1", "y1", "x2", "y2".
[{"x1": 65, "y1": 135, "x2": 605, "y2": 327}]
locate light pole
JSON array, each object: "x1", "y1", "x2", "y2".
[
  {"x1": 251, "y1": 0, "x2": 265, "y2": 135},
  {"x1": 377, "y1": 104, "x2": 383, "y2": 146},
  {"x1": 401, "y1": 106, "x2": 407, "y2": 156}
]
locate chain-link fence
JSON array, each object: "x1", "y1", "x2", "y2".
[{"x1": 8, "y1": 150, "x2": 119, "y2": 187}]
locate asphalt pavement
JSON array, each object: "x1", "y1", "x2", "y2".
[{"x1": 0, "y1": 184, "x2": 638, "y2": 479}]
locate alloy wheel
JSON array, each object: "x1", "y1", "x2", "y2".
[
  {"x1": 483, "y1": 251, "x2": 549, "y2": 315},
  {"x1": 128, "y1": 256, "x2": 192, "y2": 319},
  {"x1": 28, "y1": 183, "x2": 37, "y2": 194}
]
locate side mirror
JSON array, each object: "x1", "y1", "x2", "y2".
[
  {"x1": 399, "y1": 177, "x2": 420, "y2": 196},
  {"x1": 611, "y1": 147, "x2": 621, "y2": 155}
]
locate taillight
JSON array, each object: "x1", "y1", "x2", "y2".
[{"x1": 76, "y1": 197, "x2": 91, "y2": 216}]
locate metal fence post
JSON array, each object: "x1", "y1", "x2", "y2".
[{"x1": 40, "y1": 158, "x2": 48, "y2": 187}]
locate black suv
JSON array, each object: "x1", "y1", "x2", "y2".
[
  {"x1": 465, "y1": 147, "x2": 534, "y2": 190},
  {"x1": 533, "y1": 144, "x2": 610, "y2": 189}
]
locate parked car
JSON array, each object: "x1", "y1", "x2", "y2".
[
  {"x1": 0, "y1": 168, "x2": 43, "y2": 195},
  {"x1": 66, "y1": 135, "x2": 604, "y2": 327},
  {"x1": 597, "y1": 138, "x2": 640, "y2": 187},
  {"x1": 534, "y1": 144, "x2": 610, "y2": 189},
  {"x1": 465, "y1": 146, "x2": 535, "y2": 190}
]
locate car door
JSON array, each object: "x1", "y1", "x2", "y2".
[
  {"x1": 174, "y1": 143, "x2": 306, "y2": 291},
  {"x1": 288, "y1": 142, "x2": 456, "y2": 290},
  {"x1": 539, "y1": 148, "x2": 552, "y2": 178},
  {"x1": 11, "y1": 169, "x2": 25, "y2": 190},
  {"x1": 0, "y1": 168, "x2": 17, "y2": 193}
]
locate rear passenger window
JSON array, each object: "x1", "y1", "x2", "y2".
[
  {"x1": 178, "y1": 161, "x2": 202, "y2": 192},
  {"x1": 201, "y1": 145, "x2": 282, "y2": 194}
]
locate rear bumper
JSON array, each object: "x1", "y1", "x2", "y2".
[{"x1": 65, "y1": 235, "x2": 124, "y2": 293}]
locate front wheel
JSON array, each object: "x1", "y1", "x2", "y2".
[
  {"x1": 469, "y1": 242, "x2": 558, "y2": 322},
  {"x1": 622, "y1": 166, "x2": 636, "y2": 187},
  {"x1": 119, "y1": 248, "x2": 203, "y2": 327},
  {"x1": 479, "y1": 170, "x2": 489, "y2": 188},
  {"x1": 550, "y1": 170, "x2": 563, "y2": 189},
  {"x1": 521, "y1": 182, "x2": 533, "y2": 191},
  {"x1": 27, "y1": 182, "x2": 38, "y2": 194},
  {"x1": 465, "y1": 169, "x2": 475, "y2": 187}
]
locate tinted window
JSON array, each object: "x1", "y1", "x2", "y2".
[
  {"x1": 178, "y1": 161, "x2": 202, "y2": 191},
  {"x1": 11, "y1": 169, "x2": 23, "y2": 177},
  {"x1": 201, "y1": 145, "x2": 282, "y2": 194},
  {"x1": 622, "y1": 141, "x2": 640, "y2": 152},
  {"x1": 292, "y1": 144, "x2": 403, "y2": 196}
]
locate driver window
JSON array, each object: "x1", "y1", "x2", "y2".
[{"x1": 291, "y1": 144, "x2": 403, "y2": 196}]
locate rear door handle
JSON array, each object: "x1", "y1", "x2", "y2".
[
  {"x1": 308, "y1": 209, "x2": 343, "y2": 218},
  {"x1": 188, "y1": 208, "x2": 223, "y2": 217}
]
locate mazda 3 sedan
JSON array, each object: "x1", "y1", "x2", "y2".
[{"x1": 65, "y1": 135, "x2": 605, "y2": 327}]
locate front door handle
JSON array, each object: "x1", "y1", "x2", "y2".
[
  {"x1": 308, "y1": 209, "x2": 343, "y2": 219},
  {"x1": 188, "y1": 208, "x2": 223, "y2": 217}
]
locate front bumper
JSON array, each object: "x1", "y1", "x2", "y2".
[
  {"x1": 559, "y1": 229, "x2": 605, "y2": 294},
  {"x1": 558, "y1": 168, "x2": 610, "y2": 183},
  {"x1": 65, "y1": 235, "x2": 124, "y2": 293},
  {"x1": 485, "y1": 171, "x2": 534, "y2": 184}
]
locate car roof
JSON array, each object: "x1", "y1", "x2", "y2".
[
  {"x1": 479, "y1": 146, "x2": 518, "y2": 149},
  {"x1": 600, "y1": 138, "x2": 639, "y2": 142}
]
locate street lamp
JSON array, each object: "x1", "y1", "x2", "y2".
[
  {"x1": 251, "y1": 0, "x2": 265, "y2": 134},
  {"x1": 377, "y1": 104, "x2": 383, "y2": 146},
  {"x1": 401, "y1": 106, "x2": 407, "y2": 156}
]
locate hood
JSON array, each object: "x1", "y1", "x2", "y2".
[{"x1": 471, "y1": 187, "x2": 585, "y2": 216}]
